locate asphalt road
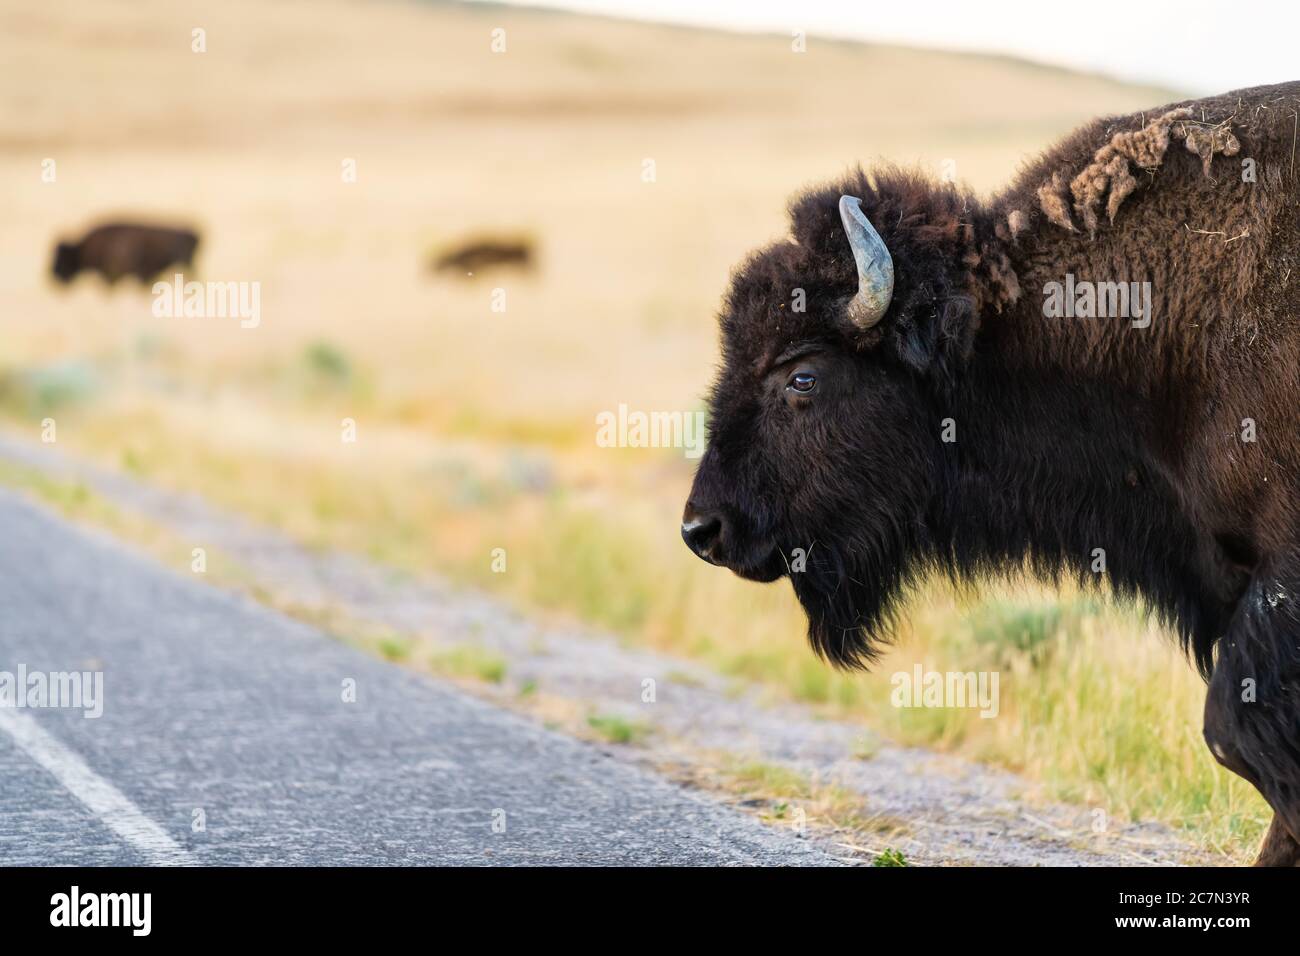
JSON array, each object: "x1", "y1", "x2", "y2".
[{"x1": 0, "y1": 489, "x2": 832, "y2": 865}]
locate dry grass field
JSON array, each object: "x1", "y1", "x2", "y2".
[{"x1": 0, "y1": 0, "x2": 1267, "y2": 858}]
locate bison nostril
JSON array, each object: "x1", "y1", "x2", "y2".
[{"x1": 681, "y1": 507, "x2": 726, "y2": 563}]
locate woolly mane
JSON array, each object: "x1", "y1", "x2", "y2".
[{"x1": 1027, "y1": 107, "x2": 1241, "y2": 236}]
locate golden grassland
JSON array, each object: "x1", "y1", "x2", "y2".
[{"x1": 0, "y1": 0, "x2": 1266, "y2": 858}]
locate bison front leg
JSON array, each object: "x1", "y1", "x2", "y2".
[
  {"x1": 1202, "y1": 575, "x2": 1300, "y2": 866},
  {"x1": 1253, "y1": 815, "x2": 1300, "y2": 866}
]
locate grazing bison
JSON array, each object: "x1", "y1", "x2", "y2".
[
  {"x1": 682, "y1": 82, "x2": 1300, "y2": 865},
  {"x1": 432, "y1": 237, "x2": 533, "y2": 277},
  {"x1": 51, "y1": 222, "x2": 199, "y2": 285}
]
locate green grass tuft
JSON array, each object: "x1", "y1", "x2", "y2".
[
  {"x1": 428, "y1": 645, "x2": 507, "y2": 684},
  {"x1": 586, "y1": 713, "x2": 647, "y2": 745}
]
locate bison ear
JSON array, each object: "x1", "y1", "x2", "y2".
[
  {"x1": 891, "y1": 306, "x2": 941, "y2": 373},
  {"x1": 886, "y1": 292, "x2": 976, "y2": 379}
]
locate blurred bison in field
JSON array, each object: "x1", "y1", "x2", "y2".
[
  {"x1": 52, "y1": 222, "x2": 199, "y2": 285},
  {"x1": 432, "y1": 237, "x2": 533, "y2": 277}
]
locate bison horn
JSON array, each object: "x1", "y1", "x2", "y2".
[{"x1": 838, "y1": 195, "x2": 894, "y2": 329}]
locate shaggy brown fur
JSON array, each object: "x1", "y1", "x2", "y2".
[
  {"x1": 684, "y1": 82, "x2": 1300, "y2": 865},
  {"x1": 1035, "y1": 106, "x2": 1245, "y2": 236}
]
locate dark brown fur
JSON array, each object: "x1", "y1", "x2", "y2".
[
  {"x1": 684, "y1": 82, "x2": 1300, "y2": 865},
  {"x1": 52, "y1": 222, "x2": 199, "y2": 285}
]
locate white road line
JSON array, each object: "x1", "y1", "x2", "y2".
[{"x1": 0, "y1": 707, "x2": 196, "y2": 866}]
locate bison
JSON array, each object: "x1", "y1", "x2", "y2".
[
  {"x1": 432, "y1": 237, "x2": 534, "y2": 277},
  {"x1": 51, "y1": 222, "x2": 199, "y2": 285},
  {"x1": 682, "y1": 81, "x2": 1300, "y2": 865}
]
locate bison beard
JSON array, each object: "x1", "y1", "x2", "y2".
[
  {"x1": 685, "y1": 81, "x2": 1300, "y2": 865},
  {"x1": 787, "y1": 517, "x2": 915, "y2": 670}
]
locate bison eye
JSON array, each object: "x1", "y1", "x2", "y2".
[{"x1": 787, "y1": 371, "x2": 817, "y2": 394}]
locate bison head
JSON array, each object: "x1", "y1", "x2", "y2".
[
  {"x1": 682, "y1": 168, "x2": 1005, "y2": 667},
  {"x1": 51, "y1": 242, "x2": 79, "y2": 283}
]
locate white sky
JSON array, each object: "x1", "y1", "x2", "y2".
[{"x1": 470, "y1": 0, "x2": 1298, "y2": 94}]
